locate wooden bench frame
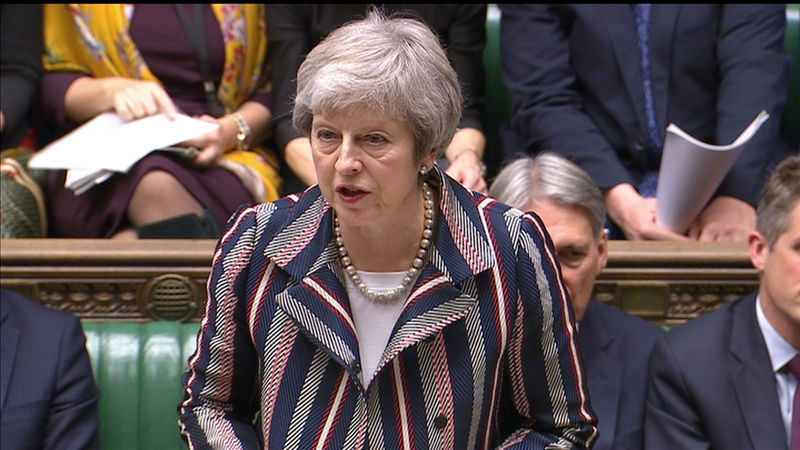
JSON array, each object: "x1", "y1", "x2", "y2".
[{"x1": 0, "y1": 239, "x2": 757, "y2": 328}]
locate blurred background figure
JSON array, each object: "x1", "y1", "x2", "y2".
[
  {"x1": 499, "y1": 4, "x2": 792, "y2": 241},
  {"x1": 39, "y1": 4, "x2": 281, "y2": 239},
  {"x1": 0, "y1": 4, "x2": 42, "y2": 152}
]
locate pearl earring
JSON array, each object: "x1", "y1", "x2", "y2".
[{"x1": 419, "y1": 166, "x2": 429, "y2": 176}]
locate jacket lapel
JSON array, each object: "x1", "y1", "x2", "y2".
[
  {"x1": 578, "y1": 302, "x2": 621, "y2": 444},
  {"x1": 600, "y1": 5, "x2": 649, "y2": 134},
  {"x1": 378, "y1": 169, "x2": 496, "y2": 371},
  {"x1": 649, "y1": 4, "x2": 679, "y2": 145},
  {"x1": 268, "y1": 191, "x2": 361, "y2": 372},
  {"x1": 730, "y1": 293, "x2": 787, "y2": 449},
  {"x1": 0, "y1": 297, "x2": 19, "y2": 409},
  {"x1": 270, "y1": 169, "x2": 499, "y2": 377}
]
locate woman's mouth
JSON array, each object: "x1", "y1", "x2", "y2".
[{"x1": 336, "y1": 186, "x2": 368, "y2": 202}]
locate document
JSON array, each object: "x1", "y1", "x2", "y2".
[
  {"x1": 655, "y1": 109, "x2": 770, "y2": 233},
  {"x1": 28, "y1": 112, "x2": 217, "y2": 194}
]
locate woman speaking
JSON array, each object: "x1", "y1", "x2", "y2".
[{"x1": 180, "y1": 9, "x2": 598, "y2": 449}]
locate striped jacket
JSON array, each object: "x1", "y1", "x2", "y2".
[{"x1": 179, "y1": 168, "x2": 598, "y2": 449}]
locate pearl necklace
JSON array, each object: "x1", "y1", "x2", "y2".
[{"x1": 335, "y1": 182, "x2": 435, "y2": 305}]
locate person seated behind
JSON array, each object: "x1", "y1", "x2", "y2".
[
  {"x1": 645, "y1": 153, "x2": 800, "y2": 449},
  {"x1": 39, "y1": 4, "x2": 281, "y2": 239},
  {"x1": 489, "y1": 152, "x2": 664, "y2": 449},
  {"x1": 0, "y1": 287, "x2": 101, "y2": 449},
  {"x1": 499, "y1": 4, "x2": 792, "y2": 241},
  {"x1": 179, "y1": 10, "x2": 598, "y2": 448},
  {"x1": 0, "y1": 4, "x2": 41, "y2": 152},
  {"x1": 266, "y1": 4, "x2": 489, "y2": 195}
]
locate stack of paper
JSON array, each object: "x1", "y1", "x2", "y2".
[
  {"x1": 28, "y1": 112, "x2": 218, "y2": 194},
  {"x1": 655, "y1": 109, "x2": 770, "y2": 233}
]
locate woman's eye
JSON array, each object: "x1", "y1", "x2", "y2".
[
  {"x1": 316, "y1": 129, "x2": 337, "y2": 141},
  {"x1": 364, "y1": 134, "x2": 387, "y2": 145}
]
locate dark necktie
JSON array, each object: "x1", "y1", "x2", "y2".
[
  {"x1": 788, "y1": 354, "x2": 800, "y2": 450},
  {"x1": 632, "y1": 4, "x2": 661, "y2": 197}
]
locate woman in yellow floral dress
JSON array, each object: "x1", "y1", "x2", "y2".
[{"x1": 40, "y1": 4, "x2": 281, "y2": 238}]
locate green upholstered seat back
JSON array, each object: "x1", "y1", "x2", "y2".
[
  {"x1": 82, "y1": 321, "x2": 201, "y2": 450},
  {"x1": 482, "y1": 4, "x2": 512, "y2": 179},
  {"x1": 782, "y1": 4, "x2": 799, "y2": 149}
]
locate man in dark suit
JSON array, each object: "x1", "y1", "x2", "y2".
[
  {"x1": 0, "y1": 287, "x2": 101, "y2": 449},
  {"x1": 645, "y1": 153, "x2": 800, "y2": 449},
  {"x1": 499, "y1": 4, "x2": 792, "y2": 241},
  {"x1": 489, "y1": 152, "x2": 664, "y2": 449}
]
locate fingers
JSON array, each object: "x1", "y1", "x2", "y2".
[
  {"x1": 445, "y1": 159, "x2": 487, "y2": 194},
  {"x1": 687, "y1": 223, "x2": 701, "y2": 240},
  {"x1": 152, "y1": 88, "x2": 179, "y2": 119},
  {"x1": 696, "y1": 224, "x2": 750, "y2": 242},
  {"x1": 112, "y1": 80, "x2": 178, "y2": 121},
  {"x1": 645, "y1": 225, "x2": 691, "y2": 241},
  {"x1": 191, "y1": 145, "x2": 222, "y2": 167}
]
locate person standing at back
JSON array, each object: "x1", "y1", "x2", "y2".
[
  {"x1": 490, "y1": 152, "x2": 664, "y2": 449},
  {"x1": 499, "y1": 4, "x2": 792, "y2": 241}
]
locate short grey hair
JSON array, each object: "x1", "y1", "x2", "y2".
[
  {"x1": 756, "y1": 153, "x2": 800, "y2": 248},
  {"x1": 489, "y1": 152, "x2": 607, "y2": 238},
  {"x1": 292, "y1": 8, "x2": 462, "y2": 163}
]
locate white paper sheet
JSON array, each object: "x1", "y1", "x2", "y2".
[
  {"x1": 29, "y1": 112, "x2": 218, "y2": 172},
  {"x1": 655, "y1": 110, "x2": 769, "y2": 233}
]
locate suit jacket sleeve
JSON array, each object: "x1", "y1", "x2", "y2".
[
  {"x1": 644, "y1": 335, "x2": 709, "y2": 449},
  {"x1": 713, "y1": 4, "x2": 791, "y2": 206},
  {"x1": 499, "y1": 4, "x2": 634, "y2": 191},
  {"x1": 500, "y1": 212, "x2": 598, "y2": 449},
  {"x1": 179, "y1": 205, "x2": 262, "y2": 448},
  {"x1": 265, "y1": 4, "x2": 310, "y2": 156},
  {"x1": 44, "y1": 313, "x2": 101, "y2": 449},
  {"x1": 440, "y1": 4, "x2": 487, "y2": 133}
]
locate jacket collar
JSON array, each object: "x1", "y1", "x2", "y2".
[
  {"x1": 729, "y1": 292, "x2": 787, "y2": 449},
  {"x1": 601, "y1": 4, "x2": 679, "y2": 144},
  {"x1": 265, "y1": 165, "x2": 497, "y2": 285},
  {"x1": 267, "y1": 166, "x2": 498, "y2": 380}
]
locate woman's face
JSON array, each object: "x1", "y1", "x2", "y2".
[{"x1": 311, "y1": 107, "x2": 434, "y2": 229}]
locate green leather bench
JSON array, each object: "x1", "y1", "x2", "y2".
[{"x1": 82, "y1": 321, "x2": 201, "y2": 450}]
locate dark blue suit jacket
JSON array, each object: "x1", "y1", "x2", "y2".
[
  {"x1": 0, "y1": 288, "x2": 100, "y2": 449},
  {"x1": 500, "y1": 4, "x2": 792, "y2": 207},
  {"x1": 578, "y1": 299, "x2": 663, "y2": 450},
  {"x1": 645, "y1": 292, "x2": 788, "y2": 449}
]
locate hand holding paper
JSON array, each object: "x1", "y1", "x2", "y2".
[{"x1": 28, "y1": 112, "x2": 219, "y2": 194}]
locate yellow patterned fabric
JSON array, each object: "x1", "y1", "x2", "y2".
[{"x1": 43, "y1": 4, "x2": 280, "y2": 202}]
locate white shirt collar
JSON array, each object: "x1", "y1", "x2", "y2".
[{"x1": 756, "y1": 294, "x2": 798, "y2": 373}]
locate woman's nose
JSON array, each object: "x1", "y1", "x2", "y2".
[{"x1": 335, "y1": 137, "x2": 363, "y2": 174}]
